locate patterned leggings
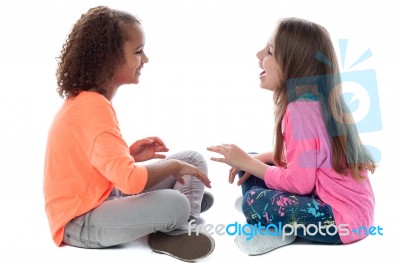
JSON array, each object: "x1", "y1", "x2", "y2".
[{"x1": 240, "y1": 171, "x2": 341, "y2": 244}]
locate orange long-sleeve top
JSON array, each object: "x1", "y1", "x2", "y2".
[{"x1": 43, "y1": 91, "x2": 148, "y2": 246}]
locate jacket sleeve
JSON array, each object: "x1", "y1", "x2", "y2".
[{"x1": 91, "y1": 131, "x2": 148, "y2": 194}]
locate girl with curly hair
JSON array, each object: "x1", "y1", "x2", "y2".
[{"x1": 44, "y1": 6, "x2": 214, "y2": 262}]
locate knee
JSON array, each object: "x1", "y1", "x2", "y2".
[
  {"x1": 242, "y1": 188, "x2": 265, "y2": 222},
  {"x1": 243, "y1": 187, "x2": 264, "y2": 203},
  {"x1": 160, "y1": 190, "x2": 191, "y2": 226},
  {"x1": 176, "y1": 150, "x2": 208, "y2": 173},
  {"x1": 185, "y1": 150, "x2": 206, "y2": 163}
]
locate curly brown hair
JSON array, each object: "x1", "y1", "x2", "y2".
[{"x1": 56, "y1": 6, "x2": 140, "y2": 98}]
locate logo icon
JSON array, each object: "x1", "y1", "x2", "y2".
[
  {"x1": 338, "y1": 39, "x2": 382, "y2": 134},
  {"x1": 286, "y1": 39, "x2": 381, "y2": 163},
  {"x1": 338, "y1": 39, "x2": 381, "y2": 162}
]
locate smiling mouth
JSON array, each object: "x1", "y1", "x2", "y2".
[{"x1": 259, "y1": 70, "x2": 266, "y2": 78}]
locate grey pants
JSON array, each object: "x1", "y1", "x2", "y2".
[{"x1": 63, "y1": 150, "x2": 208, "y2": 248}]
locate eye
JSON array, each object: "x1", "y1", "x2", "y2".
[{"x1": 135, "y1": 49, "x2": 143, "y2": 55}]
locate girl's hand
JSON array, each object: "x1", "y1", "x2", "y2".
[
  {"x1": 173, "y1": 160, "x2": 212, "y2": 188},
  {"x1": 229, "y1": 152, "x2": 273, "y2": 185},
  {"x1": 207, "y1": 144, "x2": 252, "y2": 171},
  {"x1": 129, "y1": 136, "x2": 169, "y2": 162},
  {"x1": 229, "y1": 167, "x2": 253, "y2": 185},
  {"x1": 207, "y1": 145, "x2": 270, "y2": 185}
]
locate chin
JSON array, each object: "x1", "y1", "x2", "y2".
[
  {"x1": 132, "y1": 75, "x2": 141, "y2": 84},
  {"x1": 260, "y1": 85, "x2": 274, "y2": 92},
  {"x1": 130, "y1": 78, "x2": 140, "y2": 84},
  {"x1": 260, "y1": 82, "x2": 276, "y2": 91}
]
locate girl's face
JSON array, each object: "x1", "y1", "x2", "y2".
[
  {"x1": 113, "y1": 23, "x2": 149, "y2": 87},
  {"x1": 256, "y1": 35, "x2": 280, "y2": 91}
]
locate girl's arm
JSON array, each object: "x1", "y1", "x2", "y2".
[
  {"x1": 144, "y1": 159, "x2": 211, "y2": 190},
  {"x1": 92, "y1": 132, "x2": 210, "y2": 195},
  {"x1": 207, "y1": 144, "x2": 270, "y2": 180},
  {"x1": 252, "y1": 151, "x2": 274, "y2": 164},
  {"x1": 228, "y1": 151, "x2": 274, "y2": 185}
]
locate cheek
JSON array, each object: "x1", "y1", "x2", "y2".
[
  {"x1": 272, "y1": 67, "x2": 279, "y2": 79},
  {"x1": 123, "y1": 56, "x2": 140, "y2": 70},
  {"x1": 126, "y1": 61, "x2": 139, "y2": 72},
  {"x1": 262, "y1": 59, "x2": 268, "y2": 70},
  {"x1": 266, "y1": 61, "x2": 279, "y2": 79},
  {"x1": 263, "y1": 58, "x2": 274, "y2": 73}
]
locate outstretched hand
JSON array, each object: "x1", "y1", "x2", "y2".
[
  {"x1": 207, "y1": 144, "x2": 252, "y2": 169},
  {"x1": 130, "y1": 136, "x2": 169, "y2": 162},
  {"x1": 207, "y1": 144, "x2": 269, "y2": 185},
  {"x1": 207, "y1": 144, "x2": 252, "y2": 185}
]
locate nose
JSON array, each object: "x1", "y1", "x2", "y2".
[
  {"x1": 256, "y1": 50, "x2": 265, "y2": 68},
  {"x1": 256, "y1": 49, "x2": 264, "y2": 60},
  {"x1": 142, "y1": 51, "x2": 149, "y2": 63}
]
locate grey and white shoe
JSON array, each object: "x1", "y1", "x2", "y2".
[
  {"x1": 234, "y1": 226, "x2": 296, "y2": 255},
  {"x1": 200, "y1": 191, "x2": 214, "y2": 213},
  {"x1": 148, "y1": 231, "x2": 215, "y2": 262},
  {"x1": 234, "y1": 196, "x2": 243, "y2": 212}
]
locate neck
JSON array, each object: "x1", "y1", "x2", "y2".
[{"x1": 105, "y1": 85, "x2": 119, "y2": 101}]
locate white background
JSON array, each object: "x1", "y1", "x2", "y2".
[{"x1": 1, "y1": 0, "x2": 399, "y2": 265}]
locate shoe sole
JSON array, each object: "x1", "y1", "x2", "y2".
[
  {"x1": 235, "y1": 233, "x2": 296, "y2": 255},
  {"x1": 148, "y1": 231, "x2": 215, "y2": 262}
]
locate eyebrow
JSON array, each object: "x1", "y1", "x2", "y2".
[{"x1": 135, "y1": 44, "x2": 144, "y2": 50}]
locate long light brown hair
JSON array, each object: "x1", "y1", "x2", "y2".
[{"x1": 272, "y1": 17, "x2": 376, "y2": 180}]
